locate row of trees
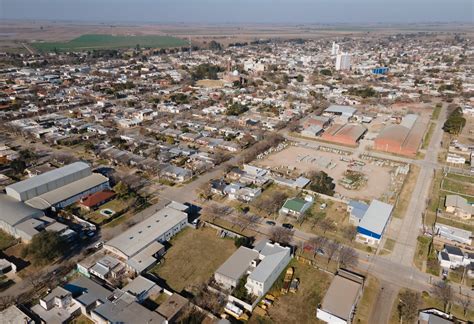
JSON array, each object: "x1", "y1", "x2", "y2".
[
  {"x1": 442, "y1": 106, "x2": 466, "y2": 135},
  {"x1": 241, "y1": 133, "x2": 285, "y2": 163}
]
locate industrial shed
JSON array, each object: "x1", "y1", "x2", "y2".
[
  {"x1": 0, "y1": 194, "x2": 48, "y2": 241},
  {"x1": 356, "y1": 200, "x2": 393, "y2": 246},
  {"x1": 6, "y1": 162, "x2": 91, "y2": 201},
  {"x1": 104, "y1": 203, "x2": 188, "y2": 273},
  {"x1": 324, "y1": 105, "x2": 357, "y2": 118},
  {"x1": 321, "y1": 123, "x2": 367, "y2": 146},
  {"x1": 374, "y1": 114, "x2": 424, "y2": 157}
]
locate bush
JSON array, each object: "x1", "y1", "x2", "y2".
[{"x1": 22, "y1": 231, "x2": 65, "y2": 266}]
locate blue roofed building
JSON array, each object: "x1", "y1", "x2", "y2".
[
  {"x1": 347, "y1": 200, "x2": 369, "y2": 225},
  {"x1": 356, "y1": 200, "x2": 393, "y2": 246}
]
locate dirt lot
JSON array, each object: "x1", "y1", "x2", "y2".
[
  {"x1": 457, "y1": 115, "x2": 474, "y2": 146},
  {"x1": 255, "y1": 145, "x2": 392, "y2": 201},
  {"x1": 149, "y1": 227, "x2": 236, "y2": 293}
]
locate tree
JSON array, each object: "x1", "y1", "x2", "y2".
[
  {"x1": 397, "y1": 290, "x2": 421, "y2": 323},
  {"x1": 234, "y1": 236, "x2": 253, "y2": 248},
  {"x1": 324, "y1": 241, "x2": 340, "y2": 264},
  {"x1": 443, "y1": 107, "x2": 466, "y2": 135},
  {"x1": 342, "y1": 225, "x2": 358, "y2": 242},
  {"x1": 10, "y1": 159, "x2": 26, "y2": 175},
  {"x1": 236, "y1": 213, "x2": 260, "y2": 231},
  {"x1": 338, "y1": 246, "x2": 358, "y2": 268},
  {"x1": 307, "y1": 236, "x2": 328, "y2": 258},
  {"x1": 319, "y1": 218, "x2": 335, "y2": 234},
  {"x1": 202, "y1": 203, "x2": 231, "y2": 222},
  {"x1": 113, "y1": 181, "x2": 129, "y2": 199},
  {"x1": 270, "y1": 227, "x2": 293, "y2": 245},
  {"x1": 208, "y1": 40, "x2": 222, "y2": 51},
  {"x1": 232, "y1": 275, "x2": 251, "y2": 302},
  {"x1": 458, "y1": 293, "x2": 471, "y2": 317},
  {"x1": 22, "y1": 231, "x2": 65, "y2": 266},
  {"x1": 296, "y1": 74, "x2": 304, "y2": 82},
  {"x1": 308, "y1": 171, "x2": 336, "y2": 196},
  {"x1": 253, "y1": 190, "x2": 288, "y2": 216},
  {"x1": 431, "y1": 281, "x2": 453, "y2": 312}
]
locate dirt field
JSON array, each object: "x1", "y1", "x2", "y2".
[
  {"x1": 255, "y1": 145, "x2": 392, "y2": 201},
  {"x1": 149, "y1": 227, "x2": 236, "y2": 293}
]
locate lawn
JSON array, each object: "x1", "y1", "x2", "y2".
[
  {"x1": 392, "y1": 165, "x2": 420, "y2": 219},
  {"x1": 422, "y1": 122, "x2": 436, "y2": 150},
  {"x1": 379, "y1": 238, "x2": 396, "y2": 256},
  {"x1": 441, "y1": 178, "x2": 474, "y2": 196},
  {"x1": 431, "y1": 105, "x2": 442, "y2": 120},
  {"x1": 32, "y1": 34, "x2": 187, "y2": 52},
  {"x1": 149, "y1": 227, "x2": 236, "y2": 293},
  {"x1": 413, "y1": 236, "x2": 441, "y2": 276},
  {"x1": 353, "y1": 276, "x2": 380, "y2": 324},
  {"x1": 85, "y1": 198, "x2": 132, "y2": 225},
  {"x1": 71, "y1": 314, "x2": 94, "y2": 324},
  {"x1": 0, "y1": 229, "x2": 17, "y2": 251},
  {"x1": 250, "y1": 259, "x2": 332, "y2": 324}
]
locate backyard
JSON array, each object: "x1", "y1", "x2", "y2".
[
  {"x1": 83, "y1": 198, "x2": 133, "y2": 225},
  {"x1": 249, "y1": 259, "x2": 332, "y2": 324},
  {"x1": 149, "y1": 227, "x2": 236, "y2": 293}
]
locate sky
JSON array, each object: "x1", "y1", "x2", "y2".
[{"x1": 1, "y1": 0, "x2": 473, "y2": 24}]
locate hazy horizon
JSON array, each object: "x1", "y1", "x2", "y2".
[{"x1": 1, "y1": 0, "x2": 473, "y2": 25}]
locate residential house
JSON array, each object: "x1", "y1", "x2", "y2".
[
  {"x1": 437, "y1": 244, "x2": 472, "y2": 269},
  {"x1": 79, "y1": 190, "x2": 116, "y2": 211},
  {"x1": 279, "y1": 197, "x2": 313, "y2": 220}
]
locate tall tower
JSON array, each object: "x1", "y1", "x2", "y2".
[
  {"x1": 188, "y1": 36, "x2": 192, "y2": 56},
  {"x1": 335, "y1": 52, "x2": 351, "y2": 71},
  {"x1": 331, "y1": 42, "x2": 340, "y2": 56}
]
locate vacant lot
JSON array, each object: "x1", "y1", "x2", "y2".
[
  {"x1": 149, "y1": 227, "x2": 236, "y2": 293},
  {"x1": 250, "y1": 259, "x2": 331, "y2": 324},
  {"x1": 255, "y1": 145, "x2": 392, "y2": 201},
  {"x1": 32, "y1": 34, "x2": 187, "y2": 52}
]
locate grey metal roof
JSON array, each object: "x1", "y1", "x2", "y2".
[
  {"x1": 400, "y1": 114, "x2": 418, "y2": 129},
  {"x1": 25, "y1": 173, "x2": 108, "y2": 210},
  {"x1": 64, "y1": 276, "x2": 112, "y2": 307},
  {"x1": 325, "y1": 105, "x2": 357, "y2": 115},
  {"x1": 123, "y1": 275, "x2": 156, "y2": 297},
  {"x1": 6, "y1": 162, "x2": 91, "y2": 201},
  {"x1": 358, "y1": 200, "x2": 393, "y2": 235},
  {"x1": 320, "y1": 274, "x2": 362, "y2": 321},
  {"x1": 215, "y1": 246, "x2": 259, "y2": 281},
  {"x1": 0, "y1": 194, "x2": 44, "y2": 226},
  {"x1": 248, "y1": 249, "x2": 290, "y2": 283},
  {"x1": 105, "y1": 207, "x2": 187, "y2": 259}
]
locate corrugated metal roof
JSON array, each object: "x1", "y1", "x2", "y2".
[
  {"x1": 6, "y1": 162, "x2": 91, "y2": 200},
  {"x1": 0, "y1": 194, "x2": 44, "y2": 226},
  {"x1": 325, "y1": 105, "x2": 357, "y2": 115},
  {"x1": 358, "y1": 200, "x2": 393, "y2": 236},
  {"x1": 25, "y1": 173, "x2": 108, "y2": 210}
]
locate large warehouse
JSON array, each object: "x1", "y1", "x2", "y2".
[
  {"x1": 356, "y1": 200, "x2": 394, "y2": 246},
  {"x1": 373, "y1": 114, "x2": 424, "y2": 157},
  {"x1": 104, "y1": 202, "x2": 188, "y2": 273},
  {"x1": 5, "y1": 162, "x2": 109, "y2": 211},
  {"x1": 321, "y1": 123, "x2": 367, "y2": 146},
  {"x1": 0, "y1": 162, "x2": 110, "y2": 241}
]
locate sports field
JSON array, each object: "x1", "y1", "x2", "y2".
[{"x1": 31, "y1": 34, "x2": 187, "y2": 52}]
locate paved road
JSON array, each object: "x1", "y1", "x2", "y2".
[{"x1": 389, "y1": 104, "x2": 447, "y2": 266}]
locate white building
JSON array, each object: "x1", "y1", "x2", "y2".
[
  {"x1": 335, "y1": 53, "x2": 351, "y2": 71},
  {"x1": 104, "y1": 202, "x2": 188, "y2": 273},
  {"x1": 446, "y1": 153, "x2": 465, "y2": 165},
  {"x1": 331, "y1": 42, "x2": 340, "y2": 56}
]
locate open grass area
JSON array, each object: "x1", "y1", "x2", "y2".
[
  {"x1": 32, "y1": 34, "x2": 187, "y2": 52},
  {"x1": 392, "y1": 165, "x2": 420, "y2": 219},
  {"x1": 71, "y1": 314, "x2": 94, "y2": 324},
  {"x1": 379, "y1": 238, "x2": 396, "y2": 256},
  {"x1": 0, "y1": 229, "x2": 17, "y2": 251},
  {"x1": 251, "y1": 259, "x2": 332, "y2": 324},
  {"x1": 413, "y1": 236, "x2": 441, "y2": 276},
  {"x1": 149, "y1": 227, "x2": 236, "y2": 293},
  {"x1": 84, "y1": 198, "x2": 132, "y2": 225},
  {"x1": 353, "y1": 276, "x2": 380, "y2": 324},
  {"x1": 422, "y1": 122, "x2": 436, "y2": 150},
  {"x1": 441, "y1": 178, "x2": 474, "y2": 196},
  {"x1": 431, "y1": 105, "x2": 442, "y2": 120}
]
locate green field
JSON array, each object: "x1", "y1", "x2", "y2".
[{"x1": 32, "y1": 34, "x2": 188, "y2": 52}]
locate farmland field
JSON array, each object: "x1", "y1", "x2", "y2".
[{"x1": 31, "y1": 34, "x2": 187, "y2": 52}]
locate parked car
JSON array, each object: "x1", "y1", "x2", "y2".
[
  {"x1": 320, "y1": 203, "x2": 327, "y2": 210},
  {"x1": 282, "y1": 223, "x2": 294, "y2": 230},
  {"x1": 266, "y1": 220, "x2": 276, "y2": 226},
  {"x1": 94, "y1": 241, "x2": 104, "y2": 249}
]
